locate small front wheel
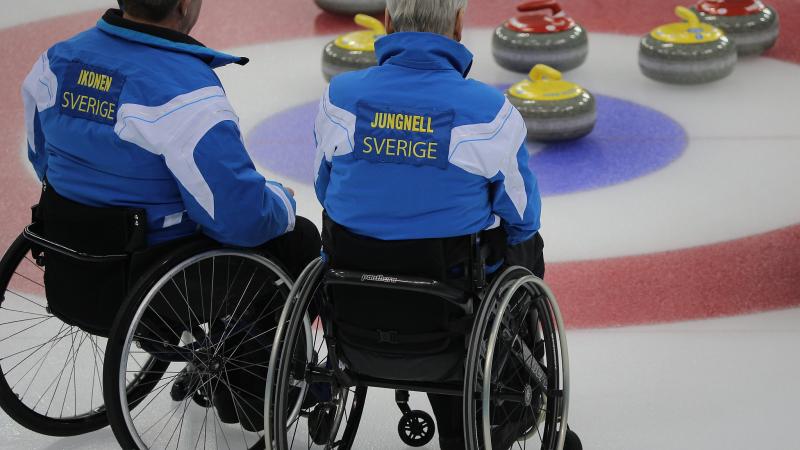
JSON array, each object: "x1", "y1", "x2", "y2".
[{"x1": 398, "y1": 410, "x2": 436, "y2": 447}]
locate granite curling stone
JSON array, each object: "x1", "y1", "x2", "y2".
[
  {"x1": 639, "y1": 6, "x2": 737, "y2": 84},
  {"x1": 315, "y1": 0, "x2": 386, "y2": 16},
  {"x1": 322, "y1": 14, "x2": 385, "y2": 81},
  {"x1": 691, "y1": 0, "x2": 779, "y2": 56},
  {"x1": 506, "y1": 64, "x2": 596, "y2": 142},
  {"x1": 493, "y1": 0, "x2": 588, "y2": 73}
]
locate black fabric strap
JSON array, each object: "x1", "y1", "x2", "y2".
[
  {"x1": 102, "y1": 9, "x2": 206, "y2": 47},
  {"x1": 336, "y1": 321, "x2": 455, "y2": 346}
]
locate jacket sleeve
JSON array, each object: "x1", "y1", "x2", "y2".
[
  {"x1": 450, "y1": 98, "x2": 541, "y2": 245},
  {"x1": 115, "y1": 86, "x2": 296, "y2": 247},
  {"x1": 312, "y1": 86, "x2": 356, "y2": 206},
  {"x1": 21, "y1": 51, "x2": 59, "y2": 181},
  {"x1": 313, "y1": 94, "x2": 332, "y2": 205},
  {"x1": 489, "y1": 141, "x2": 542, "y2": 245}
]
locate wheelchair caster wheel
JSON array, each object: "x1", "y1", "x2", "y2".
[{"x1": 398, "y1": 410, "x2": 435, "y2": 447}]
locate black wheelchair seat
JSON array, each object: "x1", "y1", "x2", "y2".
[
  {"x1": 29, "y1": 181, "x2": 202, "y2": 337},
  {"x1": 30, "y1": 180, "x2": 147, "y2": 336},
  {"x1": 321, "y1": 213, "x2": 504, "y2": 383}
]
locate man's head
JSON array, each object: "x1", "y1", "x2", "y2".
[
  {"x1": 385, "y1": 0, "x2": 467, "y2": 41},
  {"x1": 118, "y1": 0, "x2": 203, "y2": 35}
]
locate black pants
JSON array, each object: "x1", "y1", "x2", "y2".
[
  {"x1": 428, "y1": 232, "x2": 545, "y2": 450},
  {"x1": 257, "y1": 216, "x2": 322, "y2": 279}
]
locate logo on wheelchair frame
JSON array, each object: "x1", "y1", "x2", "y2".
[{"x1": 361, "y1": 274, "x2": 399, "y2": 284}]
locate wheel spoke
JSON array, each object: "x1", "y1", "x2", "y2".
[
  {"x1": 23, "y1": 256, "x2": 45, "y2": 273},
  {"x1": 4, "y1": 285, "x2": 48, "y2": 311},
  {"x1": 12, "y1": 270, "x2": 45, "y2": 289},
  {"x1": 103, "y1": 250, "x2": 293, "y2": 448},
  {"x1": 12, "y1": 324, "x2": 71, "y2": 395}
]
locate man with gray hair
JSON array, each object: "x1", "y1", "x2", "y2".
[{"x1": 314, "y1": 0, "x2": 582, "y2": 449}]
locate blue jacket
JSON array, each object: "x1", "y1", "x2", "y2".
[
  {"x1": 22, "y1": 10, "x2": 296, "y2": 246},
  {"x1": 314, "y1": 32, "x2": 541, "y2": 245}
]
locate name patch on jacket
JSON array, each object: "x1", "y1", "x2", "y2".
[
  {"x1": 60, "y1": 63, "x2": 125, "y2": 124},
  {"x1": 353, "y1": 102, "x2": 453, "y2": 169}
]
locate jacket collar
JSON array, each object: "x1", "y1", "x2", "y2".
[
  {"x1": 97, "y1": 9, "x2": 248, "y2": 68},
  {"x1": 375, "y1": 32, "x2": 473, "y2": 77}
]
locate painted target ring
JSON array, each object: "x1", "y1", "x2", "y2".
[
  {"x1": 1, "y1": 0, "x2": 798, "y2": 329},
  {"x1": 246, "y1": 93, "x2": 687, "y2": 196}
]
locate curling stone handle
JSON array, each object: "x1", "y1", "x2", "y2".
[
  {"x1": 529, "y1": 64, "x2": 562, "y2": 82},
  {"x1": 675, "y1": 6, "x2": 701, "y2": 27},
  {"x1": 517, "y1": 0, "x2": 562, "y2": 16},
  {"x1": 354, "y1": 14, "x2": 386, "y2": 34}
]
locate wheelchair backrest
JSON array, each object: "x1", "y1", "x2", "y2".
[
  {"x1": 319, "y1": 214, "x2": 502, "y2": 382},
  {"x1": 33, "y1": 181, "x2": 147, "y2": 336},
  {"x1": 322, "y1": 212, "x2": 493, "y2": 291}
]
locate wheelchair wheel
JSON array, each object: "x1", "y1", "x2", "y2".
[
  {"x1": 0, "y1": 233, "x2": 165, "y2": 436},
  {"x1": 463, "y1": 267, "x2": 570, "y2": 450},
  {"x1": 104, "y1": 243, "x2": 293, "y2": 449},
  {"x1": 266, "y1": 258, "x2": 367, "y2": 450},
  {"x1": 397, "y1": 410, "x2": 435, "y2": 447}
]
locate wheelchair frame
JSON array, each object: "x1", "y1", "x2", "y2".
[
  {"x1": 265, "y1": 254, "x2": 571, "y2": 450},
  {"x1": 0, "y1": 223, "x2": 159, "y2": 437},
  {"x1": 2, "y1": 221, "x2": 296, "y2": 449},
  {"x1": 22, "y1": 224, "x2": 130, "y2": 263}
]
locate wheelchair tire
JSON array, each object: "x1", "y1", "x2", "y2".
[
  {"x1": 397, "y1": 410, "x2": 435, "y2": 447},
  {"x1": 104, "y1": 241, "x2": 293, "y2": 449},
  {"x1": 265, "y1": 258, "x2": 368, "y2": 450},
  {"x1": 0, "y1": 234, "x2": 166, "y2": 437},
  {"x1": 463, "y1": 267, "x2": 570, "y2": 450}
]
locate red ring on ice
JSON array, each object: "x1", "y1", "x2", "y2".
[{"x1": 0, "y1": 0, "x2": 798, "y2": 327}]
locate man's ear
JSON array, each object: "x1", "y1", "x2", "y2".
[
  {"x1": 453, "y1": 8, "x2": 464, "y2": 42},
  {"x1": 385, "y1": 8, "x2": 394, "y2": 34},
  {"x1": 177, "y1": 0, "x2": 191, "y2": 16}
]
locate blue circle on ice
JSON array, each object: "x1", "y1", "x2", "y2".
[{"x1": 246, "y1": 92, "x2": 687, "y2": 196}]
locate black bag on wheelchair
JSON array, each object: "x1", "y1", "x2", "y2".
[
  {"x1": 322, "y1": 215, "x2": 503, "y2": 383},
  {"x1": 35, "y1": 182, "x2": 147, "y2": 336}
]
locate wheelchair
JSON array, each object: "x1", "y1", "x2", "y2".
[
  {"x1": 264, "y1": 217, "x2": 571, "y2": 449},
  {"x1": 0, "y1": 182, "x2": 293, "y2": 449}
]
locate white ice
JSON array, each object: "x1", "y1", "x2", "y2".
[
  {"x1": 3, "y1": 309, "x2": 798, "y2": 449},
  {"x1": 4, "y1": 3, "x2": 800, "y2": 449}
]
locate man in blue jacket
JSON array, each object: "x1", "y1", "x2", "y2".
[
  {"x1": 314, "y1": 0, "x2": 582, "y2": 448},
  {"x1": 21, "y1": 0, "x2": 319, "y2": 432},
  {"x1": 21, "y1": 0, "x2": 317, "y2": 274}
]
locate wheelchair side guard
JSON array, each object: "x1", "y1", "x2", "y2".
[
  {"x1": 324, "y1": 268, "x2": 473, "y2": 313},
  {"x1": 22, "y1": 224, "x2": 129, "y2": 263},
  {"x1": 462, "y1": 267, "x2": 571, "y2": 450},
  {"x1": 512, "y1": 336, "x2": 549, "y2": 391},
  {"x1": 491, "y1": 289, "x2": 550, "y2": 390}
]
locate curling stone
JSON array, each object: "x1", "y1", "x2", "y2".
[
  {"x1": 506, "y1": 64, "x2": 596, "y2": 142},
  {"x1": 493, "y1": 0, "x2": 588, "y2": 73},
  {"x1": 639, "y1": 6, "x2": 737, "y2": 84},
  {"x1": 315, "y1": 0, "x2": 386, "y2": 16},
  {"x1": 321, "y1": 14, "x2": 385, "y2": 81},
  {"x1": 691, "y1": 0, "x2": 779, "y2": 56}
]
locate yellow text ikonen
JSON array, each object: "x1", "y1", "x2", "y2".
[{"x1": 77, "y1": 69, "x2": 113, "y2": 92}]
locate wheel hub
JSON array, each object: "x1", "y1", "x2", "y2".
[
  {"x1": 523, "y1": 384, "x2": 533, "y2": 406},
  {"x1": 408, "y1": 418, "x2": 424, "y2": 435},
  {"x1": 207, "y1": 357, "x2": 223, "y2": 373}
]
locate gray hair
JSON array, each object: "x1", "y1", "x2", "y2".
[{"x1": 386, "y1": 0, "x2": 468, "y2": 36}]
